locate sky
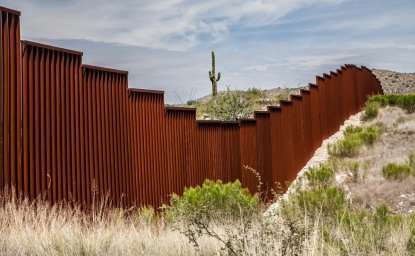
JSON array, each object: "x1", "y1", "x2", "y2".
[{"x1": 2, "y1": 0, "x2": 415, "y2": 103}]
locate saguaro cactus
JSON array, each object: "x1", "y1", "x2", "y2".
[{"x1": 209, "y1": 51, "x2": 221, "y2": 96}]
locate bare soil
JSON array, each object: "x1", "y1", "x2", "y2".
[{"x1": 336, "y1": 107, "x2": 415, "y2": 213}]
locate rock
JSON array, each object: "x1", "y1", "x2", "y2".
[{"x1": 372, "y1": 69, "x2": 415, "y2": 95}]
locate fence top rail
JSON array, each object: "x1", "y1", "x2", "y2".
[
  {"x1": 254, "y1": 110, "x2": 270, "y2": 116},
  {"x1": 316, "y1": 75, "x2": 324, "y2": 81},
  {"x1": 21, "y1": 40, "x2": 83, "y2": 56},
  {"x1": 267, "y1": 106, "x2": 281, "y2": 111},
  {"x1": 221, "y1": 121, "x2": 240, "y2": 125},
  {"x1": 291, "y1": 94, "x2": 302, "y2": 100},
  {"x1": 300, "y1": 89, "x2": 311, "y2": 95},
  {"x1": 239, "y1": 118, "x2": 256, "y2": 123},
  {"x1": 279, "y1": 100, "x2": 293, "y2": 106},
  {"x1": 309, "y1": 83, "x2": 318, "y2": 88},
  {"x1": 129, "y1": 88, "x2": 164, "y2": 95},
  {"x1": 196, "y1": 120, "x2": 239, "y2": 125},
  {"x1": 0, "y1": 6, "x2": 21, "y2": 16},
  {"x1": 83, "y1": 64, "x2": 128, "y2": 75},
  {"x1": 165, "y1": 106, "x2": 196, "y2": 112}
]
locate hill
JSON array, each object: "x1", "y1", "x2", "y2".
[{"x1": 180, "y1": 68, "x2": 415, "y2": 120}]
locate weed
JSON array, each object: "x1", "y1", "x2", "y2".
[
  {"x1": 397, "y1": 94, "x2": 415, "y2": 113},
  {"x1": 382, "y1": 153, "x2": 415, "y2": 181},
  {"x1": 361, "y1": 101, "x2": 380, "y2": 121},
  {"x1": 382, "y1": 163, "x2": 412, "y2": 181},
  {"x1": 346, "y1": 160, "x2": 360, "y2": 183},
  {"x1": 204, "y1": 88, "x2": 253, "y2": 120},
  {"x1": 366, "y1": 94, "x2": 415, "y2": 113},
  {"x1": 328, "y1": 125, "x2": 383, "y2": 157},
  {"x1": 305, "y1": 165, "x2": 334, "y2": 188},
  {"x1": 409, "y1": 153, "x2": 415, "y2": 170},
  {"x1": 164, "y1": 179, "x2": 259, "y2": 222}
]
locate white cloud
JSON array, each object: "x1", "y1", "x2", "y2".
[{"x1": 3, "y1": 0, "x2": 344, "y2": 51}]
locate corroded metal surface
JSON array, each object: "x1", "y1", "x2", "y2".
[{"x1": 0, "y1": 5, "x2": 383, "y2": 208}]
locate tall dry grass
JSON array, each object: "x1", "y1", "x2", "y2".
[
  {"x1": 0, "y1": 188, "x2": 223, "y2": 255},
  {"x1": 1, "y1": 187, "x2": 414, "y2": 255}
]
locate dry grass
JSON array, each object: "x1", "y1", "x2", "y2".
[
  {"x1": 0, "y1": 190, "x2": 224, "y2": 256},
  {"x1": 335, "y1": 107, "x2": 415, "y2": 213},
  {"x1": 1, "y1": 188, "x2": 415, "y2": 255}
]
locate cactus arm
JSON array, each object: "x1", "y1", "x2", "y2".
[{"x1": 216, "y1": 72, "x2": 221, "y2": 82}]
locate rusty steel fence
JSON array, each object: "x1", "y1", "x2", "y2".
[
  {"x1": 1, "y1": 7, "x2": 21, "y2": 197},
  {"x1": 1, "y1": 5, "x2": 383, "y2": 208}
]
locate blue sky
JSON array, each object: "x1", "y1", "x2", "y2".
[{"x1": 3, "y1": 0, "x2": 415, "y2": 103}]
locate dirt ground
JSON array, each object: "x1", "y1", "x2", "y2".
[
  {"x1": 337, "y1": 107, "x2": 415, "y2": 213},
  {"x1": 268, "y1": 106, "x2": 415, "y2": 215}
]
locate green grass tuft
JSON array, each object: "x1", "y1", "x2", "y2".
[
  {"x1": 362, "y1": 94, "x2": 415, "y2": 121},
  {"x1": 382, "y1": 163, "x2": 413, "y2": 181},
  {"x1": 328, "y1": 125, "x2": 383, "y2": 157}
]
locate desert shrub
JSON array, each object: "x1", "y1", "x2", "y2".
[
  {"x1": 328, "y1": 135, "x2": 361, "y2": 157},
  {"x1": 245, "y1": 87, "x2": 266, "y2": 100},
  {"x1": 134, "y1": 206, "x2": 157, "y2": 225},
  {"x1": 360, "y1": 125, "x2": 383, "y2": 145},
  {"x1": 382, "y1": 153, "x2": 415, "y2": 181},
  {"x1": 367, "y1": 94, "x2": 398, "y2": 107},
  {"x1": 165, "y1": 179, "x2": 259, "y2": 222},
  {"x1": 407, "y1": 228, "x2": 415, "y2": 254},
  {"x1": 328, "y1": 125, "x2": 382, "y2": 157},
  {"x1": 397, "y1": 94, "x2": 415, "y2": 113},
  {"x1": 409, "y1": 153, "x2": 415, "y2": 170},
  {"x1": 344, "y1": 160, "x2": 360, "y2": 183},
  {"x1": 382, "y1": 163, "x2": 412, "y2": 180},
  {"x1": 164, "y1": 179, "x2": 259, "y2": 253},
  {"x1": 361, "y1": 101, "x2": 380, "y2": 121},
  {"x1": 205, "y1": 88, "x2": 253, "y2": 120},
  {"x1": 305, "y1": 165, "x2": 334, "y2": 188},
  {"x1": 273, "y1": 89, "x2": 291, "y2": 103},
  {"x1": 186, "y1": 99, "x2": 198, "y2": 105},
  {"x1": 366, "y1": 94, "x2": 415, "y2": 113},
  {"x1": 283, "y1": 187, "x2": 347, "y2": 222}
]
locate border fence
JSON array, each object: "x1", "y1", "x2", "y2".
[{"x1": 0, "y1": 6, "x2": 382, "y2": 209}]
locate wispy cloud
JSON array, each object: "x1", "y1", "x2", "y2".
[{"x1": 5, "y1": 0, "x2": 344, "y2": 51}]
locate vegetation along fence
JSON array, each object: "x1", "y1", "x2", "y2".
[{"x1": 0, "y1": 6, "x2": 382, "y2": 209}]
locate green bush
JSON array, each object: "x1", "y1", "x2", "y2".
[
  {"x1": 360, "y1": 126, "x2": 383, "y2": 145},
  {"x1": 284, "y1": 187, "x2": 347, "y2": 219},
  {"x1": 366, "y1": 94, "x2": 415, "y2": 113},
  {"x1": 245, "y1": 87, "x2": 266, "y2": 100},
  {"x1": 344, "y1": 160, "x2": 360, "y2": 183},
  {"x1": 328, "y1": 136, "x2": 361, "y2": 157},
  {"x1": 305, "y1": 165, "x2": 334, "y2": 188},
  {"x1": 407, "y1": 228, "x2": 415, "y2": 254},
  {"x1": 328, "y1": 125, "x2": 383, "y2": 157},
  {"x1": 205, "y1": 88, "x2": 253, "y2": 121},
  {"x1": 382, "y1": 163, "x2": 412, "y2": 181},
  {"x1": 164, "y1": 179, "x2": 259, "y2": 221},
  {"x1": 409, "y1": 153, "x2": 415, "y2": 170},
  {"x1": 397, "y1": 94, "x2": 415, "y2": 113},
  {"x1": 361, "y1": 101, "x2": 380, "y2": 121}
]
